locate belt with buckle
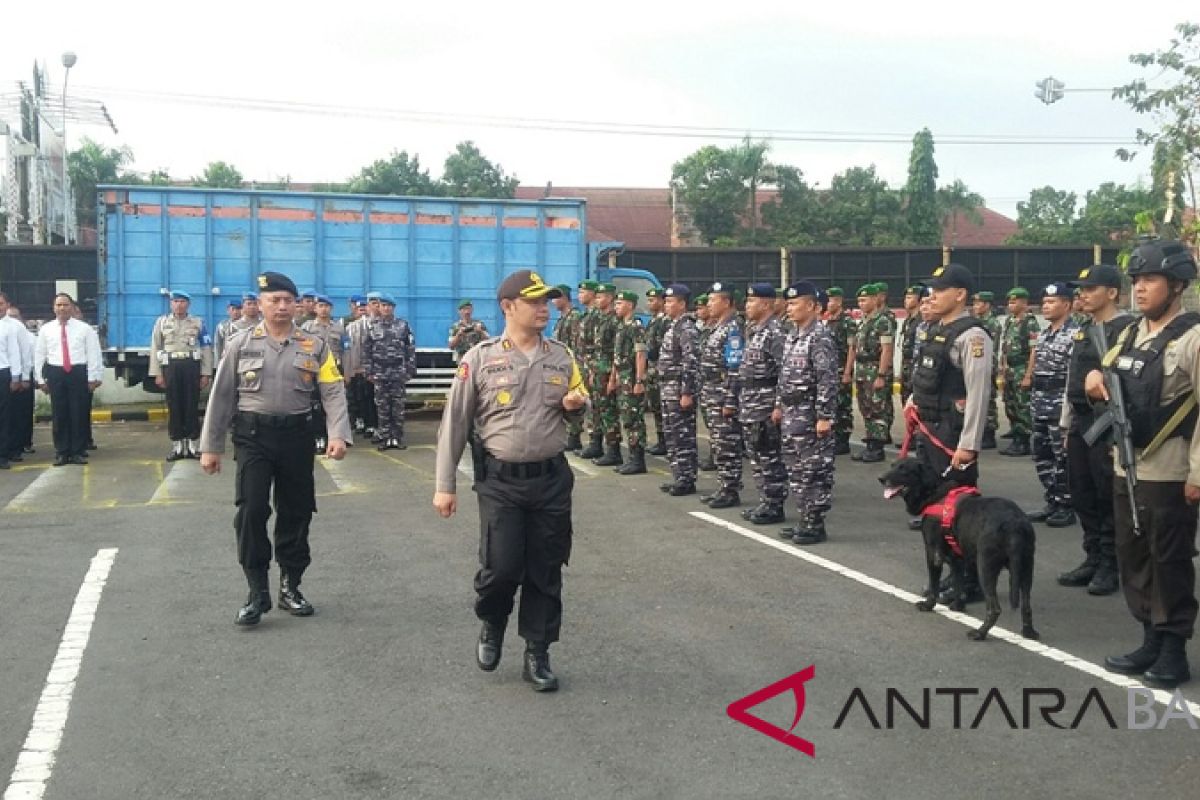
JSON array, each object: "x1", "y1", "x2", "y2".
[
  {"x1": 486, "y1": 454, "x2": 564, "y2": 479},
  {"x1": 236, "y1": 411, "x2": 311, "y2": 429}
]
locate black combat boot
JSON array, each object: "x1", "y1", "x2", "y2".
[
  {"x1": 476, "y1": 619, "x2": 505, "y2": 672},
  {"x1": 850, "y1": 439, "x2": 871, "y2": 461},
  {"x1": 236, "y1": 568, "x2": 272, "y2": 626},
  {"x1": 667, "y1": 481, "x2": 696, "y2": 496},
  {"x1": 579, "y1": 435, "x2": 603, "y2": 460},
  {"x1": 741, "y1": 503, "x2": 766, "y2": 520},
  {"x1": 834, "y1": 432, "x2": 851, "y2": 456},
  {"x1": 278, "y1": 568, "x2": 315, "y2": 616},
  {"x1": 522, "y1": 642, "x2": 559, "y2": 692},
  {"x1": 1104, "y1": 623, "x2": 1162, "y2": 675},
  {"x1": 1143, "y1": 633, "x2": 1191, "y2": 688},
  {"x1": 616, "y1": 445, "x2": 647, "y2": 475},
  {"x1": 1026, "y1": 503, "x2": 1055, "y2": 522},
  {"x1": 1057, "y1": 555, "x2": 1099, "y2": 587},
  {"x1": 593, "y1": 442, "x2": 623, "y2": 467},
  {"x1": 859, "y1": 440, "x2": 885, "y2": 463},
  {"x1": 748, "y1": 504, "x2": 785, "y2": 525},
  {"x1": 792, "y1": 518, "x2": 827, "y2": 546},
  {"x1": 1045, "y1": 506, "x2": 1077, "y2": 528},
  {"x1": 565, "y1": 432, "x2": 582, "y2": 452},
  {"x1": 1000, "y1": 435, "x2": 1030, "y2": 457},
  {"x1": 699, "y1": 450, "x2": 717, "y2": 471},
  {"x1": 707, "y1": 489, "x2": 740, "y2": 509},
  {"x1": 660, "y1": 481, "x2": 675, "y2": 492},
  {"x1": 938, "y1": 571, "x2": 984, "y2": 605},
  {"x1": 1086, "y1": 557, "x2": 1119, "y2": 596},
  {"x1": 647, "y1": 438, "x2": 667, "y2": 456},
  {"x1": 981, "y1": 427, "x2": 997, "y2": 450}
]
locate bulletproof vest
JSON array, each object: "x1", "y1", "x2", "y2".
[
  {"x1": 911, "y1": 315, "x2": 984, "y2": 423},
  {"x1": 1066, "y1": 314, "x2": 1134, "y2": 413},
  {"x1": 1115, "y1": 312, "x2": 1200, "y2": 449}
]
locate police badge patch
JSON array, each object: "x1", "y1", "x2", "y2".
[{"x1": 970, "y1": 338, "x2": 985, "y2": 358}]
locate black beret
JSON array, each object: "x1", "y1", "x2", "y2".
[{"x1": 257, "y1": 271, "x2": 299, "y2": 296}]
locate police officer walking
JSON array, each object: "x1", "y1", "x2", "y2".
[
  {"x1": 1058, "y1": 264, "x2": 1131, "y2": 596},
  {"x1": 824, "y1": 287, "x2": 857, "y2": 455},
  {"x1": 737, "y1": 283, "x2": 788, "y2": 524},
  {"x1": 150, "y1": 290, "x2": 213, "y2": 461},
  {"x1": 610, "y1": 291, "x2": 648, "y2": 475},
  {"x1": 777, "y1": 282, "x2": 838, "y2": 544},
  {"x1": 1025, "y1": 283, "x2": 1078, "y2": 527},
  {"x1": 1096, "y1": 240, "x2": 1200, "y2": 688},
  {"x1": 364, "y1": 294, "x2": 417, "y2": 450},
  {"x1": 643, "y1": 288, "x2": 670, "y2": 456},
  {"x1": 433, "y1": 270, "x2": 588, "y2": 692},
  {"x1": 658, "y1": 285, "x2": 700, "y2": 495},
  {"x1": 999, "y1": 288, "x2": 1041, "y2": 456},
  {"x1": 199, "y1": 272, "x2": 351, "y2": 626},
  {"x1": 702, "y1": 282, "x2": 745, "y2": 508}
]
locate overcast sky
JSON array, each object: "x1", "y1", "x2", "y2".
[{"x1": 2, "y1": 1, "x2": 1195, "y2": 219}]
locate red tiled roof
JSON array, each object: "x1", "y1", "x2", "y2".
[
  {"x1": 942, "y1": 208, "x2": 1019, "y2": 247},
  {"x1": 514, "y1": 186, "x2": 673, "y2": 247}
]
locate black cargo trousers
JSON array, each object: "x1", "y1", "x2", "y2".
[
  {"x1": 164, "y1": 358, "x2": 202, "y2": 440},
  {"x1": 473, "y1": 453, "x2": 574, "y2": 645}
]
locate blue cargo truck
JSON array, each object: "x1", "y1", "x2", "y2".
[{"x1": 97, "y1": 186, "x2": 661, "y2": 393}]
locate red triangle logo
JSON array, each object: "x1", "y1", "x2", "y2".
[{"x1": 726, "y1": 666, "x2": 816, "y2": 757}]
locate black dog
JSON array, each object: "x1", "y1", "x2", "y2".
[{"x1": 880, "y1": 458, "x2": 1039, "y2": 641}]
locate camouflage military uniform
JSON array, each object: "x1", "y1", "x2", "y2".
[
  {"x1": 976, "y1": 310, "x2": 1002, "y2": 436},
  {"x1": 780, "y1": 318, "x2": 839, "y2": 532},
  {"x1": 363, "y1": 316, "x2": 417, "y2": 445},
  {"x1": 699, "y1": 314, "x2": 745, "y2": 497},
  {"x1": 554, "y1": 304, "x2": 584, "y2": 444},
  {"x1": 577, "y1": 306, "x2": 603, "y2": 449},
  {"x1": 659, "y1": 313, "x2": 699, "y2": 489},
  {"x1": 1000, "y1": 312, "x2": 1042, "y2": 439},
  {"x1": 878, "y1": 305, "x2": 898, "y2": 437},
  {"x1": 853, "y1": 309, "x2": 895, "y2": 443},
  {"x1": 695, "y1": 320, "x2": 717, "y2": 469},
  {"x1": 643, "y1": 311, "x2": 672, "y2": 450},
  {"x1": 899, "y1": 312, "x2": 920, "y2": 404},
  {"x1": 612, "y1": 316, "x2": 648, "y2": 449},
  {"x1": 1030, "y1": 318, "x2": 1077, "y2": 510},
  {"x1": 592, "y1": 309, "x2": 623, "y2": 448},
  {"x1": 449, "y1": 319, "x2": 489, "y2": 362},
  {"x1": 736, "y1": 317, "x2": 788, "y2": 514},
  {"x1": 827, "y1": 310, "x2": 858, "y2": 443}
]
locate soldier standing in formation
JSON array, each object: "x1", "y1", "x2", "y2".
[
  {"x1": 642, "y1": 288, "x2": 670, "y2": 456},
  {"x1": 1070, "y1": 289, "x2": 1090, "y2": 327},
  {"x1": 609, "y1": 291, "x2": 648, "y2": 475},
  {"x1": 214, "y1": 298, "x2": 242, "y2": 363},
  {"x1": 433, "y1": 270, "x2": 588, "y2": 692},
  {"x1": 1098, "y1": 239, "x2": 1200, "y2": 689},
  {"x1": 344, "y1": 296, "x2": 377, "y2": 436},
  {"x1": 364, "y1": 294, "x2": 416, "y2": 450},
  {"x1": 658, "y1": 285, "x2": 699, "y2": 496},
  {"x1": 232, "y1": 292, "x2": 262, "y2": 336},
  {"x1": 576, "y1": 280, "x2": 604, "y2": 459},
  {"x1": 552, "y1": 285, "x2": 585, "y2": 452},
  {"x1": 1025, "y1": 282, "x2": 1078, "y2": 527},
  {"x1": 972, "y1": 290, "x2": 1002, "y2": 449},
  {"x1": 824, "y1": 287, "x2": 856, "y2": 456},
  {"x1": 848, "y1": 283, "x2": 895, "y2": 463},
  {"x1": 876, "y1": 283, "x2": 898, "y2": 440},
  {"x1": 589, "y1": 285, "x2": 624, "y2": 467},
  {"x1": 701, "y1": 283, "x2": 745, "y2": 509},
  {"x1": 694, "y1": 294, "x2": 717, "y2": 472},
  {"x1": 999, "y1": 287, "x2": 1041, "y2": 457},
  {"x1": 449, "y1": 300, "x2": 489, "y2": 363},
  {"x1": 737, "y1": 283, "x2": 788, "y2": 525},
  {"x1": 776, "y1": 281, "x2": 838, "y2": 545},
  {"x1": 1058, "y1": 264, "x2": 1130, "y2": 597},
  {"x1": 302, "y1": 295, "x2": 348, "y2": 453},
  {"x1": 898, "y1": 284, "x2": 922, "y2": 405},
  {"x1": 199, "y1": 271, "x2": 351, "y2": 627},
  {"x1": 149, "y1": 290, "x2": 213, "y2": 461}
]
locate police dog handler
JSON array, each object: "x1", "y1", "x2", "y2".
[{"x1": 434, "y1": 270, "x2": 589, "y2": 692}]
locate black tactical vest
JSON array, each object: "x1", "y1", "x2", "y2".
[
  {"x1": 912, "y1": 315, "x2": 984, "y2": 424},
  {"x1": 1065, "y1": 314, "x2": 1134, "y2": 415},
  {"x1": 1114, "y1": 312, "x2": 1200, "y2": 448}
]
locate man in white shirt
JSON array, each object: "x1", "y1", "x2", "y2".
[
  {"x1": 5, "y1": 304, "x2": 37, "y2": 459},
  {"x1": 0, "y1": 291, "x2": 27, "y2": 470},
  {"x1": 34, "y1": 293, "x2": 102, "y2": 466}
]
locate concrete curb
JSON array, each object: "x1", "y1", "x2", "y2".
[{"x1": 36, "y1": 400, "x2": 446, "y2": 425}]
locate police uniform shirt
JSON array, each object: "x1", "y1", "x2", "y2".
[
  {"x1": 301, "y1": 318, "x2": 347, "y2": 361},
  {"x1": 149, "y1": 314, "x2": 214, "y2": 378},
  {"x1": 198, "y1": 323, "x2": 352, "y2": 454},
  {"x1": 1111, "y1": 314, "x2": 1200, "y2": 484},
  {"x1": 435, "y1": 336, "x2": 588, "y2": 495},
  {"x1": 939, "y1": 309, "x2": 993, "y2": 452}
]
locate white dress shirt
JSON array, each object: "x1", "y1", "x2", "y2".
[
  {"x1": 0, "y1": 315, "x2": 26, "y2": 382},
  {"x1": 35, "y1": 318, "x2": 104, "y2": 383}
]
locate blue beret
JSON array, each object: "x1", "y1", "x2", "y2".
[
  {"x1": 227, "y1": 298, "x2": 243, "y2": 309},
  {"x1": 709, "y1": 281, "x2": 735, "y2": 297},
  {"x1": 746, "y1": 282, "x2": 776, "y2": 299},
  {"x1": 663, "y1": 283, "x2": 691, "y2": 299},
  {"x1": 366, "y1": 291, "x2": 383, "y2": 301},
  {"x1": 300, "y1": 288, "x2": 317, "y2": 299},
  {"x1": 377, "y1": 293, "x2": 396, "y2": 306},
  {"x1": 1043, "y1": 282, "x2": 1072, "y2": 299},
  {"x1": 169, "y1": 290, "x2": 191, "y2": 301},
  {"x1": 354, "y1": 297, "x2": 368, "y2": 307},
  {"x1": 242, "y1": 291, "x2": 258, "y2": 302},
  {"x1": 315, "y1": 294, "x2": 332, "y2": 305},
  {"x1": 350, "y1": 293, "x2": 365, "y2": 304},
  {"x1": 785, "y1": 280, "x2": 819, "y2": 300}
]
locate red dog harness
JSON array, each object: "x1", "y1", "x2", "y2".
[{"x1": 920, "y1": 485, "x2": 980, "y2": 557}]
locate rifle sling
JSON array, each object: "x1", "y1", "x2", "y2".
[{"x1": 1141, "y1": 394, "x2": 1199, "y2": 460}]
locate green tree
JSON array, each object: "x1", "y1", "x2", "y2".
[
  {"x1": 904, "y1": 128, "x2": 940, "y2": 245},
  {"x1": 147, "y1": 170, "x2": 172, "y2": 186},
  {"x1": 193, "y1": 161, "x2": 244, "y2": 188},
  {"x1": 730, "y1": 137, "x2": 779, "y2": 245},
  {"x1": 1073, "y1": 182, "x2": 1153, "y2": 245},
  {"x1": 818, "y1": 165, "x2": 905, "y2": 246},
  {"x1": 937, "y1": 179, "x2": 985, "y2": 246},
  {"x1": 347, "y1": 150, "x2": 440, "y2": 196},
  {"x1": 1113, "y1": 21, "x2": 1199, "y2": 237},
  {"x1": 760, "y1": 165, "x2": 821, "y2": 246},
  {"x1": 670, "y1": 145, "x2": 744, "y2": 244},
  {"x1": 442, "y1": 141, "x2": 518, "y2": 198},
  {"x1": 1007, "y1": 186, "x2": 1081, "y2": 245},
  {"x1": 67, "y1": 137, "x2": 135, "y2": 228}
]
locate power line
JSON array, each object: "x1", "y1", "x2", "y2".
[{"x1": 75, "y1": 84, "x2": 1137, "y2": 147}]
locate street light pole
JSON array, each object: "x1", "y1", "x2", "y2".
[{"x1": 61, "y1": 51, "x2": 76, "y2": 244}]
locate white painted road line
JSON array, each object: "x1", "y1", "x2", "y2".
[
  {"x1": 147, "y1": 460, "x2": 202, "y2": 505},
  {"x1": 568, "y1": 459, "x2": 597, "y2": 477},
  {"x1": 4, "y1": 468, "x2": 74, "y2": 513},
  {"x1": 457, "y1": 455, "x2": 472, "y2": 478},
  {"x1": 5, "y1": 548, "x2": 119, "y2": 800},
  {"x1": 317, "y1": 457, "x2": 362, "y2": 494},
  {"x1": 692, "y1": 511, "x2": 1200, "y2": 717}
]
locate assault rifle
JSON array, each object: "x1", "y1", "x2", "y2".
[{"x1": 1082, "y1": 321, "x2": 1141, "y2": 536}]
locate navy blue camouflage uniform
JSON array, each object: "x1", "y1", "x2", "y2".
[
  {"x1": 1031, "y1": 317, "x2": 1078, "y2": 510},
  {"x1": 700, "y1": 313, "x2": 745, "y2": 495},
  {"x1": 780, "y1": 317, "x2": 839, "y2": 528},
  {"x1": 659, "y1": 312, "x2": 699, "y2": 488},
  {"x1": 736, "y1": 316, "x2": 788, "y2": 512}
]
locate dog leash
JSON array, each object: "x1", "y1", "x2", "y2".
[{"x1": 898, "y1": 408, "x2": 957, "y2": 461}]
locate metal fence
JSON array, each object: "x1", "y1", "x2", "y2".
[{"x1": 0, "y1": 245, "x2": 98, "y2": 322}]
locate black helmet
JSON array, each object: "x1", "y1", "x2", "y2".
[{"x1": 1126, "y1": 238, "x2": 1198, "y2": 281}]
